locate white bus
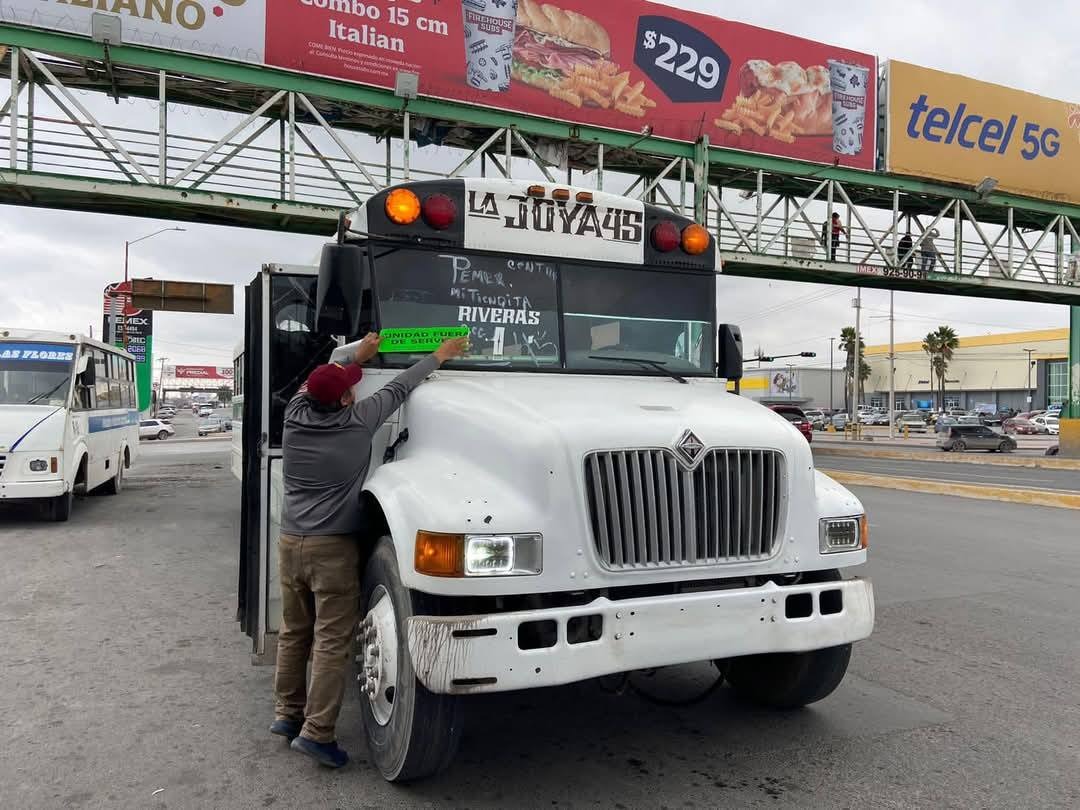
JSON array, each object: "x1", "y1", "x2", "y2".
[
  {"x1": 0, "y1": 329, "x2": 139, "y2": 521},
  {"x1": 236, "y1": 180, "x2": 874, "y2": 781},
  {"x1": 231, "y1": 340, "x2": 244, "y2": 481}
]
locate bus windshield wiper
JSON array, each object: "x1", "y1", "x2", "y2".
[
  {"x1": 588, "y1": 356, "x2": 688, "y2": 384},
  {"x1": 27, "y1": 379, "x2": 69, "y2": 405}
]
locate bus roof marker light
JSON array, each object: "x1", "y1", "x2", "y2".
[
  {"x1": 552, "y1": 188, "x2": 571, "y2": 201},
  {"x1": 575, "y1": 191, "x2": 594, "y2": 203},
  {"x1": 385, "y1": 188, "x2": 421, "y2": 225},
  {"x1": 527, "y1": 185, "x2": 546, "y2": 198},
  {"x1": 681, "y1": 223, "x2": 711, "y2": 256},
  {"x1": 422, "y1": 194, "x2": 457, "y2": 231},
  {"x1": 651, "y1": 221, "x2": 680, "y2": 252}
]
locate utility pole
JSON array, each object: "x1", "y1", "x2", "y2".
[
  {"x1": 888, "y1": 290, "x2": 895, "y2": 439},
  {"x1": 787, "y1": 364, "x2": 795, "y2": 401},
  {"x1": 1024, "y1": 347, "x2": 1036, "y2": 407},
  {"x1": 851, "y1": 289, "x2": 862, "y2": 426},
  {"x1": 829, "y1": 337, "x2": 835, "y2": 412}
]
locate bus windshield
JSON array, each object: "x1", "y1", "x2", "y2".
[
  {"x1": 372, "y1": 247, "x2": 715, "y2": 376},
  {"x1": 0, "y1": 342, "x2": 76, "y2": 406}
]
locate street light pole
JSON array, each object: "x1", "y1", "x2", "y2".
[
  {"x1": 119, "y1": 227, "x2": 185, "y2": 350},
  {"x1": 787, "y1": 364, "x2": 795, "y2": 402},
  {"x1": 888, "y1": 290, "x2": 895, "y2": 439},
  {"x1": 1024, "y1": 347, "x2": 1036, "y2": 407}
]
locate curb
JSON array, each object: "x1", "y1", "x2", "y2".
[
  {"x1": 813, "y1": 444, "x2": 1080, "y2": 471},
  {"x1": 820, "y1": 469, "x2": 1080, "y2": 511}
]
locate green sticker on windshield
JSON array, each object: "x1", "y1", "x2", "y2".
[{"x1": 379, "y1": 326, "x2": 469, "y2": 353}]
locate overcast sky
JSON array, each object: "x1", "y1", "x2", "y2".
[{"x1": 1, "y1": 0, "x2": 1076, "y2": 373}]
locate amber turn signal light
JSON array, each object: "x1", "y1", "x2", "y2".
[
  {"x1": 681, "y1": 223, "x2": 711, "y2": 255},
  {"x1": 415, "y1": 531, "x2": 465, "y2": 577},
  {"x1": 385, "y1": 188, "x2": 422, "y2": 225},
  {"x1": 859, "y1": 515, "x2": 870, "y2": 550}
]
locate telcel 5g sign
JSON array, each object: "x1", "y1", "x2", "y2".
[{"x1": 886, "y1": 61, "x2": 1080, "y2": 205}]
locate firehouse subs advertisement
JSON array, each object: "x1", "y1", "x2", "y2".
[{"x1": 1, "y1": 0, "x2": 877, "y2": 170}]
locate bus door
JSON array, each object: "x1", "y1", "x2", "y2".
[{"x1": 238, "y1": 264, "x2": 336, "y2": 660}]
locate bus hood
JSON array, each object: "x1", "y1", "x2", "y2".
[
  {"x1": 0, "y1": 406, "x2": 64, "y2": 452},
  {"x1": 399, "y1": 371, "x2": 811, "y2": 464}
]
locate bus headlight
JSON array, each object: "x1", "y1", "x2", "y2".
[
  {"x1": 819, "y1": 515, "x2": 869, "y2": 553},
  {"x1": 415, "y1": 531, "x2": 543, "y2": 577},
  {"x1": 27, "y1": 458, "x2": 49, "y2": 473}
]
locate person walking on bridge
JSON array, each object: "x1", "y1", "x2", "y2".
[{"x1": 271, "y1": 332, "x2": 468, "y2": 769}]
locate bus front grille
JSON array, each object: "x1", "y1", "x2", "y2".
[
  {"x1": 584, "y1": 449, "x2": 786, "y2": 570},
  {"x1": 0, "y1": 454, "x2": 5, "y2": 478}
]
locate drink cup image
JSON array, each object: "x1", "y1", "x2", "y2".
[
  {"x1": 827, "y1": 59, "x2": 869, "y2": 156},
  {"x1": 462, "y1": 0, "x2": 519, "y2": 93}
]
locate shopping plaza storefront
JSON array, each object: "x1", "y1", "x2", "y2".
[{"x1": 865, "y1": 328, "x2": 1069, "y2": 412}]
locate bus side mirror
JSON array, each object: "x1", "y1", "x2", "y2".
[
  {"x1": 316, "y1": 243, "x2": 368, "y2": 335},
  {"x1": 77, "y1": 355, "x2": 95, "y2": 386},
  {"x1": 717, "y1": 324, "x2": 743, "y2": 380}
]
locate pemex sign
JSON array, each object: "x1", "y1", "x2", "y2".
[{"x1": 102, "y1": 281, "x2": 154, "y2": 412}]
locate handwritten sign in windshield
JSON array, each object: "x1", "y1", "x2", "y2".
[{"x1": 378, "y1": 326, "x2": 470, "y2": 354}]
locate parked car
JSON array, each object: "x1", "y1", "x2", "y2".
[
  {"x1": 197, "y1": 417, "x2": 232, "y2": 436},
  {"x1": 158, "y1": 407, "x2": 176, "y2": 418},
  {"x1": 956, "y1": 415, "x2": 983, "y2": 426},
  {"x1": 1031, "y1": 415, "x2": 1060, "y2": 435},
  {"x1": 803, "y1": 409, "x2": 827, "y2": 430},
  {"x1": 895, "y1": 411, "x2": 928, "y2": 433},
  {"x1": 197, "y1": 405, "x2": 215, "y2": 417},
  {"x1": 139, "y1": 419, "x2": 175, "y2": 441},
  {"x1": 1003, "y1": 417, "x2": 1040, "y2": 435},
  {"x1": 770, "y1": 405, "x2": 812, "y2": 443},
  {"x1": 979, "y1": 412, "x2": 1007, "y2": 427},
  {"x1": 938, "y1": 425, "x2": 1016, "y2": 453},
  {"x1": 831, "y1": 412, "x2": 850, "y2": 430},
  {"x1": 866, "y1": 411, "x2": 890, "y2": 426},
  {"x1": 934, "y1": 416, "x2": 957, "y2": 433}
]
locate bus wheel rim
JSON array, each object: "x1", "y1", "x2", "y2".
[{"x1": 361, "y1": 585, "x2": 398, "y2": 727}]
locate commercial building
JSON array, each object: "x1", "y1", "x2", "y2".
[
  {"x1": 864, "y1": 328, "x2": 1069, "y2": 412},
  {"x1": 732, "y1": 366, "x2": 846, "y2": 410}
]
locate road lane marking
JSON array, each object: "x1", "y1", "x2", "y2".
[{"x1": 819, "y1": 469, "x2": 1080, "y2": 511}]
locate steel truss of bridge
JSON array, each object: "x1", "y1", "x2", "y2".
[{"x1": 1, "y1": 25, "x2": 1080, "y2": 307}]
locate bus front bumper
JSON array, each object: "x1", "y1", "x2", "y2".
[
  {"x1": 406, "y1": 577, "x2": 874, "y2": 694},
  {"x1": 0, "y1": 479, "x2": 66, "y2": 500}
]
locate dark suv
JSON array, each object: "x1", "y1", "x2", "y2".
[{"x1": 937, "y1": 425, "x2": 1016, "y2": 453}]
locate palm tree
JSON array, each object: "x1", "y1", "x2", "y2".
[
  {"x1": 922, "y1": 326, "x2": 959, "y2": 410},
  {"x1": 840, "y1": 326, "x2": 867, "y2": 411}
]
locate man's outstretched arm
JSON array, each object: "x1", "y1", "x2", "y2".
[{"x1": 353, "y1": 334, "x2": 469, "y2": 431}]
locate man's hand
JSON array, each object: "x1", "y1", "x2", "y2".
[
  {"x1": 354, "y1": 332, "x2": 381, "y2": 365},
  {"x1": 434, "y1": 336, "x2": 469, "y2": 364}
]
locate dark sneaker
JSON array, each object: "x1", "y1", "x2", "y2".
[
  {"x1": 290, "y1": 735, "x2": 349, "y2": 768},
  {"x1": 269, "y1": 719, "x2": 302, "y2": 741}
]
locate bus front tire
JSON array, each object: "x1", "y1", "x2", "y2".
[
  {"x1": 358, "y1": 537, "x2": 464, "y2": 782},
  {"x1": 723, "y1": 569, "x2": 851, "y2": 709},
  {"x1": 47, "y1": 490, "x2": 73, "y2": 522}
]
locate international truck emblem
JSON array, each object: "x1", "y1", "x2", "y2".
[{"x1": 675, "y1": 429, "x2": 705, "y2": 466}]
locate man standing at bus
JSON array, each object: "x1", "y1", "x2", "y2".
[{"x1": 271, "y1": 332, "x2": 468, "y2": 769}]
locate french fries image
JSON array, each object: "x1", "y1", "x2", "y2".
[
  {"x1": 714, "y1": 89, "x2": 803, "y2": 145},
  {"x1": 548, "y1": 61, "x2": 654, "y2": 118}
]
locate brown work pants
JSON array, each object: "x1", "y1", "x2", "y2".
[{"x1": 273, "y1": 533, "x2": 359, "y2": 744}]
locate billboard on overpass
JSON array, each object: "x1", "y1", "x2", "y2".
[
  {"x1": 0, "y1": 0, "x2": 877, "y2": 169},
  {"x1": 886, "y1": 61, "x2": 1080, "y2": 206}
]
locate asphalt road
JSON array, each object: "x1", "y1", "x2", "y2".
[
  {"x1": 2, "y1": 445, "x2": 1079, "y2": 808},
  {"x1": 816, "y1": 453, "x2": 1080, "y2": 493}
]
